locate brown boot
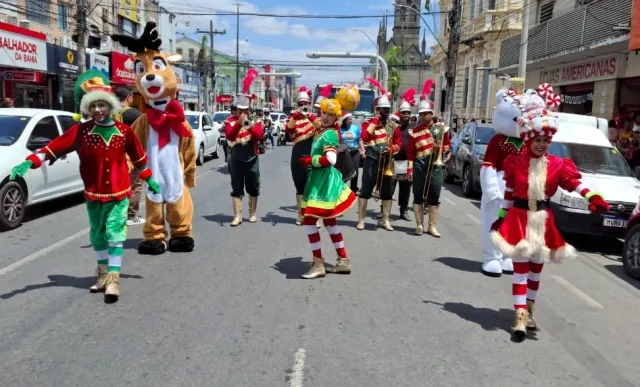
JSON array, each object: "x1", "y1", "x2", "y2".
[
  {"x1": 427, "y1": 205, "x2": 441, "y2": 237},
  {"x1": 248, "y1": 196, "x2": 258, "y2": 223},
  {"x1": 379, "y1": 200, "x2": 393, "y2": 231},
  {"x1": 296, "y1": 195, "x2": 303, "y2": 225},
  {"x1": 512, "y1": 309, "x2": 528, "y2": 338},
  {"x1": 301, "y1": 257, "x2": 326, "y2": 279},
  {"x1": 526, "y1": 300, "x2": 538, "y2": 330},
  {"x1": 356, "y1": 198, "x2": 367, "y2": 230},
  {"x1": 413, "y1": 203, "x2": 424, "y2": 235},
  {"x1": 327, "y1": 258, "x2": 351, "y2": 274},
  {"x1": 89, "y1": 264, "x2": 108, "y2": 293},
  {"x1": 230, "y1": 197, "x2": 242, "y2": 227},
  {"x1": 104, "y1": 272, "x2": 120, "y2": 303}
]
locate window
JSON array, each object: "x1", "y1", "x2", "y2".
[
  {"x1": 189, "y1": 49, "x2": 195, "y2": 63},
  {"x1": 26, "y1": 0, "x2": 50, "y2": 25},
  {"x1": 28, "y1": 117, "x2": 59, "y2": 151},
  {"x1": 488, "y1": 0, "x2": 495, "y2": 10},
  {"x1": 56, "y1": 115, "x2": 76, "y2": 132},
  {"x1": 474, "y1": 126, "x2": 496, "y2": 144},
  {"x1": 538, "y1": 0, "x2": 555, "y2": 24},
  {"x1": 177, "y1": 48, "x2": 183, "y2": 55},
  {"x1": 549, "y1": 142, "x2": 633, "y2": 177},
  {"x1": 479, "y1": 60, "x2": 490, "y2": 108},
  {"x1": 478, "y1": 0, "x2": 484, "y2": 14},
  {"x1": 214, "y1": 112, "x2": 231, "y2": 123},
  {"x1": 470, "y1": 64, "x2": 477, "y2": 109},
  {"x1": 203, "y1": 115, "x2": 213, "y2": 127},
  {"x1": 463, "y1": 67, "x2": 470, "y2": 108},
  {"x1": 470, "y1": 0, "x2": 476, "y2": 20},
  {"x1": 0, "y1": 116, "x2": 30, "y2": 146},
  {"x1": 57, "y1": 4, "x2": 69, "y2": 31},
  {"x1": 185, "y1": 115, "x2": 199, "y2": 128},
  {"x1": 102, "y1": 8, "x2": 110, "y2": 34}
]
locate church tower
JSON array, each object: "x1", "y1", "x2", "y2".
[{"x1": 392, "y1": 0, "x2": 421, "y2": 50}]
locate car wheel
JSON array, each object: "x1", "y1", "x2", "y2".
[
  {"x1": 196, "y1": 144, "x2": 205, "y2": 166},
  {"x1": 462, "y1": 165, "x2": 474, "y2": 197},
  {"x1": 0, "y1": 181, "x2": 26, "y2": 231},
  {"x1": 443, "y1": 162, "x2": 455, "y2": 183},
  {"x1": 212, "y1": 141, "x2": 220, "y2": 159},
  {"x1": 623, "y1": 224, "x2": 640, "y2": 279}
]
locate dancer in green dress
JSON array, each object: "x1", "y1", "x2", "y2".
[{"x1": 298, "y1": 92, "x2": 358, "y2": 279}]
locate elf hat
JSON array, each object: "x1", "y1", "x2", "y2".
[
  {"x1": 75, "y1": 69, "x2": 121, "y2": 116},
  {"x1": 340, "y1": 112, "x2": 352, "y2": 123}
]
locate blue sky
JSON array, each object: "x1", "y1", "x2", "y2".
[{"x1": 164, "y1": 0, "x2": 440, "y2": 86}]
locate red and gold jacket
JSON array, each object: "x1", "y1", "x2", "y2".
[
  {"x1": 361, "y1": 118, "x2": 401, "y2": 159},
  {"x1": 285, "y1": 113, "x2": 318, "y2": 146},
  {"x1": 224, "y1": 115, "x2": 264, "y2": 157},
  {"x1": 407, "y1": 122, "x2": 451, "y2": 174}
]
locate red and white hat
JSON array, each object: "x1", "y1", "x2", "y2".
[
  {"x1": 399, "y1": 88, "x2": 416, "y2": 112},
  {"x1": 340, "y1": 112, "x2": 352, "y2": 123},
  {"x1": 518, "y1": 84, "x2": 559, "y2": 141},
  {"x1": 297, "y1": 86, "x2": 311, "y2": 103},
  {"x1": 390, "y1": 112, "x2": 400, "y2": 122}
]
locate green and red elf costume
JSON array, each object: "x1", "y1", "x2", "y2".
[{"x1": 9, "y1": 70, "x2": 160, "y2": 303}]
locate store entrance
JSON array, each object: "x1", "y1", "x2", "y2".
[
  {"x1": 12, "y1": 84, "x2": 49, "y2": 109},
  {"x1": 560, "y1": 83, "x2": 594, "y2": 115}
]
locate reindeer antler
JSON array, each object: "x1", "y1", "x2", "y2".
[
  {"x1": 402, "y1": 88, "x2": 417, "y2": 106},
  {"x1": 364, "y1": 78, "x2": 386, "y2": 95},
  {"x1": 112, "y1": 21, "x2": 162, "y2": 53},
  {"x1": 243, "y1": 68, "x2": 259, "y2": 94},
  {"x1": 421, "y1": 79, "x2": 434, "y2": 100}
]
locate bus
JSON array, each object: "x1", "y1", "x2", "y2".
[{"x1": 312, "y1": 85, "x2": 376, "y2": 120}]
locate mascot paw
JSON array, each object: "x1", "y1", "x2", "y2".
[
  {"x1": 501, "y1": 258, "x2": 514, "y2": 274},
  {"x1": 168, "y1": 237, "x2": 195, "y2": 253},
  {"x1": 482, "y1": 259, "x2": 503, "y2": 277},
  {"x1": 138, "y1": 240, "x2": 167, "y2": 255}
]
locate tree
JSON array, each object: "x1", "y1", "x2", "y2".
[{"x1": 368, "y1": 46, "x2": 404, "y2": 100}]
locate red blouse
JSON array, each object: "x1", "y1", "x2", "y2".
[{"x1": 482, "y1": 134, "x2": 523, "y2": 172}]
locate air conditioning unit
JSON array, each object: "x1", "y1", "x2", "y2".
[
  {"x1": 18, "y1": 20, "x2": 29, "y2": 29},
  {"x1": 6, "y1": 16, "x2": 18, "y2": 25}
]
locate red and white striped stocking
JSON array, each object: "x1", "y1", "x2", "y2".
[
  {"x1": 322, "y1": 218, "x2": 348, "y2": 259},
  {"x1": 303, "y1": 216, "x2": 322, "y2": 258}
]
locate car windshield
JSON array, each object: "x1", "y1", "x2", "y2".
[
  {"x1": 475, "y1": 126, "x2": 496, "y2": 145},
  {"x1": 270, "y1": 113, "x2": 281, "y2": 121},
  {"x1": 213, "y1": 112, "x2": 230, "y2": 123},
  {"x1": 549, "y1": 142, "x2": 634, "y2": 177},
  {"x1": 185, "y1": 115, "x2": 200, "y2": 128},
  {"x1": 0, "y1": 115, "x2": 30, "y2": 146}
]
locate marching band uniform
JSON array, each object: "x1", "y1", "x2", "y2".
[
  {"x1": 392, "y1": 90, "x2": 416, "y2": 221},
  {"x1": 407, "y1": 96, "x2": 450, "y2": 237},
  {"x1": 299, "y1": 95, "x2": 358, "y2": 279},
  {"x1": 286, "y1": 87, "x2": 321, "y2": 225},
  {"x1": 490, "y1": 88, "x2": 610, "y2": 338},
  {"x1": 225, "y1": 91, "x2": 264, "y2": 226},
  {"x1": 358, "y1": 91, "x2": 402, "y2": 231}
]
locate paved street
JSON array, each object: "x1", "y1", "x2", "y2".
[{"x1": 1, "y1": 145, "x2": 639, "y2": 387}]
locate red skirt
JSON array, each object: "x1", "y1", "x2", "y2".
[{"x1": 489, "y1": 208, "x2": 576, "y2": 262}]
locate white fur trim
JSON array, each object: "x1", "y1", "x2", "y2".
[
  {"x1": 480, "y1": 166, "x2": 502, "y2": 201},
  {"x1": 490, "y1": 230, "x2": 577, "y2": 263},
  {"x1": 575, "y1": 183, "x2": 587, "y2": 194},
  {"x1": 502, "y1": 199, "x2": 513, "y2": 208},
  {"x1": 79, "y1": 91, "x2": 122, "y2": 115},
  {"x1": 326, "y1": 151, "x2": 337, "y2": 166},
  {"x1": 527, "y1": 156, "x2": 547, "y2": 203}
]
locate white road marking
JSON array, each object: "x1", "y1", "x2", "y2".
[
  {"x1": 551, "y1": 275, "x2": 604, "y2": 309},
  {"x1": 443, "y1": 197, "x2": 457, "y2": 206},
  {"x1": 290, "y1": 348, "x2": 306, "y2": 387},
  {"x1": 0, "y1": 228, "x2": 89, "y2": 276},
  {"x1": 465, "y1": 213, "x2": 481, "y2": 224}
]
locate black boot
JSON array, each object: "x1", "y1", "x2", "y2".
[{"x1": 399, "y1": 207, "x2": 411, "y2": 221}]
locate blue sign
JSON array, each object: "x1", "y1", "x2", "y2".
[
  {"x1": 87, "y1": 53, "x2": 110, "y2": 79},
  {"x1": 181, "y1": 68, "x2": 200, "y2": 102},
  {"x1": 46, "y1": 44, "x2": 79, "y2": 76}
]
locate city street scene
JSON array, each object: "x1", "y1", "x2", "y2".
[{"x1": 1, "y1": 0, "x2": 640, "y2": 385}]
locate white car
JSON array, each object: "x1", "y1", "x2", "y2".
[
  {"x1": 269, "y1": 112, "x2": 287, "y2": 136},
  {"x1": 212, "y1": 111, "x2": 232, "y2": 141},
  {"x1": 185, "y1": 111, "x2": 221, "y2": 165},
  {"x1": 0, "y1": 108, "x2": 84, "y2": 230}
]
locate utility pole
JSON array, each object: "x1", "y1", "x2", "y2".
[
  {"x1": 518, "y1": 0, "x2": 532, "y2": 77},
  {"x1": 196, "y1": 21, "x2": 226, "y2": 111},
  {"x1": 234, "y1": 3, "x2": 242, "y2": 96},
  {"x1": 75, "y1": 0, "x2": 88, "y2": 73},
  {"x1": 444, "y1": 0, "x2": 462, "y2": 130}
]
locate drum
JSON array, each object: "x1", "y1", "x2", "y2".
[{"x1": 335, "y1": 143, "x2": 357, "y2": 182}]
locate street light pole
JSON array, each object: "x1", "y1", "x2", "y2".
[
  {"x1": 306, "y1": 51, "x2": 389, "y2": 91},
  {"x1": 353, "y1": 29, "x2": 379, "y2": 80},
  {"x1": 234, "y1": 3, "x2": 241, "y2": 96},
  {"x1": 518, "y1": 0, "x2": 532, "y2": 77}
]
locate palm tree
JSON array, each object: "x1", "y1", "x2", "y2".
[{"x1": 369, "y1": 46, "x2": 404, "y2": 107}]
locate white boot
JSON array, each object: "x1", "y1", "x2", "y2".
[
  {"x1": 482, "y1": 258, "x2": 503, "y2": 277},
  {"x1": 501, "y1": 257, "x2": 514, "y2": 274}
]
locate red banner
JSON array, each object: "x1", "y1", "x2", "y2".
[
  {"x1": 631, "y1": 0, "x2": 640, "y2": 51},
  {"x1": 111, "y1": 51, "x2": 136, "y2": 85},
  {"x1": 264, "y1": 64, "x2": 271, "y2": 88},
  {"x1": 217, "y1": 95, "x2": 232, "y2": 103}
]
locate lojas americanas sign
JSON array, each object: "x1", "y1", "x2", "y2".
[{"x1": 539, "y1": 55, "x2": 623, "y2": 86}]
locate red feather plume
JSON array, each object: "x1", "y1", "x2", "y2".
[
  {"x1": 421, "y1": 79, "x2": 434, "y2": 100},
  {"x1": 307, "y1": 90, "x2": 313, "y2": 96},
  {"x1": 364, "y1": 77, "x2": 386, "y2": 95},
  {"x1": 402, "y1": 88, "x2": 417, "y2": 106},
  {"x1": 242, "y1": 68, "x2": 259, "y2": 94},
  {"x1": 299, "y1": 86, "x2": 307, "y2": 93},
  {"x1": 320, "y1": 84, "x2": 333, "y2": 98}
]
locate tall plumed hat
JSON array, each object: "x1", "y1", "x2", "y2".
[
  {"x1": 417, "y1": 79, "x2": 434, "y2": 113},
  {"x1": 236, "y1": 68, "x2": 259, "y2": 109},
  {"x1": 74, "y1": 69, "x2": 121, "y2": 117},
  {"x1": 297, "y1": 86, "x2": 311, "y2": 103},
  {"x1": 399, "y1": 88, "x2": 416, "y2": 112},
  {"x1": 315, "y1": 84, "x2": 332, "y2": 107},
  {"x1": 365, "y1": 78, "x2": 391, "y2": 108}
]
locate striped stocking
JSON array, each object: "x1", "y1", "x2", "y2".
[
  {"x1": 107, "y1": 242, "x2": 124, "y2": 273},
  {"x1": 527, "y1": 261, "x2": 544, "y2": 304},
  {"x1": 322, "y1": 218, "x2": 348, "y2": 259},
  {"x1": 303, "y1": 216, "x2": 322, "y2": 258},
  {"x1": 512, "y1": 258, "x2": 529, "y2": 310}
]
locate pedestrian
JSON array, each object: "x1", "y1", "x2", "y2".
[
  {"x1": 9, "y1": 70, "x2": 159, "y2": 303},
  {"x1": 263, "y1": 108, "x2": 275, "y2": 148},
  {"x1": 339, "y1": 112, "x2": 363, "y2": 194},
  {"x1": 113, "y1": 88, "x2": 145, "y2": 226},
  {"x1": 490, "y1": 91, "x2": 609, "y2": 339},
  {"x1": 391, "y1": 88, "x2": 415, "y2": 221},
  {"x1": 286, "y1": 86, "x2": 321, "y2": 226},
  {"x1": 225, "y1": 70, "x2": 264, "y2": 227},
  {"x1": 298, "y1": 91, "x2": 358, "y2": 279}
]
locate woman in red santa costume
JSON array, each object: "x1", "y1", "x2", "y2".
[{"x1": 490, "y1": 88, "x2": 610, "y2": 339}]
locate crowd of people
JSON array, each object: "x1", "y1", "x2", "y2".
[{"x1": 609, "y1": 112, "x2": 640, "y2": 168}]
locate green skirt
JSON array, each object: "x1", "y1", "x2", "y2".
[{"x1": 301, "y1": 166, "x2": 356, "y2": 218}]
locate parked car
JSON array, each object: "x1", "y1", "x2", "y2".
[
  {"x1": 623, "y1": 197, "x2": 640, "y2": 279},
  {"x1": 548, "y1": 121, "x2": 640, "y2": 238},
  {"x1": 443, "y1": 123, "x2": 495, "y2": 196},
  {"x1": 185, "y1": 111, "x2": 220, "y2": 165},
  {"x1": 270, "y1": 112, "x2": 287, "y2": 137},
  {"x1": 0, "y1": 108, "x2": 84, "y2": 230}
]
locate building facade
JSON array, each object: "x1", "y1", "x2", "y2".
[
  {"x1": 496, "y1": 0, "x2": 634, "y2": 119},
  {"x1": 158, "y1": 7, "x2": 176, "y2": 53},
  {"x1": 429, "y1": 0, "x2": 523, "y2": 123}
]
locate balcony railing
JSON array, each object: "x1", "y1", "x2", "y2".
[
  {"x1": 498, "y1": 0, "x2": 631, "y2": 68},
  {"x1": 461, "y1": 9, "x2": 521, "y2": 41}
]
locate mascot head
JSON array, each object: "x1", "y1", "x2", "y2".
[
  {"x1": 111, "y1": 22, "x2": 183, "y2": 102},
  {"x1": 492, "y1": 88, "x2": 524, "y2": 138}
]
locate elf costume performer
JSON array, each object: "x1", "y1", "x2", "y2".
[
  {"x1": 112, "y1": 22, "x2": 197, "y2": 255},
  {"x1": 298, "y1": 88, "x2": 359, "y2": 279},
  {"x1": 489, "y1": 87, "x2": 609, "y2": 339},
  {"x1": 9, "y1": 70, "x2": 159, "y2": 303}
]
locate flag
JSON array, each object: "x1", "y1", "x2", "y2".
[{"x1": 425, "y1": 0, "x2": 430, "y2": 11}]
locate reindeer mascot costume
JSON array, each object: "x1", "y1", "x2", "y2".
[{"x1": 112, "y1": 22, "x2": 197, "y2": 255}]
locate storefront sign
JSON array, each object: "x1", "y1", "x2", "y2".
[
  {"x1": 630, "y1": 0, "x2": 640, "y2": 51},
  {"x1": 217, "y1": 95, "x2": 232, "y2": 103},
  {"x1": 4, "y1": 71, "x2": 39, "y2": 82},
  {"x1": 560, "y1": 93, "x2": 593, "y2": 105},
  {"x1": 111, "y1": 51, "x2": 136, "y2": 85},
  {"x1": 46, "y1": 44, "x2": 79, "y2": 76},
  {"x1": 539, "y1": 55, "x2": 622, "y2": 86},
  {"x1": 0, "y1": 22, "x2": 47, "y2": 71},
  {"x1": 179, "y1": 67, "x2": 200, "y2": 103},
  {"x1": 88, "y1": 53, "x2": 110, "y2": 78}
]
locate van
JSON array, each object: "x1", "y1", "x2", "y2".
[
  {"x1": 548, "y1": 122, "x2": 640, "y2": 238},
  {"x1": 555, "y1": 112, "x2": 609, "y2": 137}
]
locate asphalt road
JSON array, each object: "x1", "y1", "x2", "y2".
[{"x1": 0, "y1": 144, "x2": 638, "y2": 387}]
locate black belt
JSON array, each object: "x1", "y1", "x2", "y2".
[{"x1": 514, "y1": 198, "x2": 550, "y2": 211}]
